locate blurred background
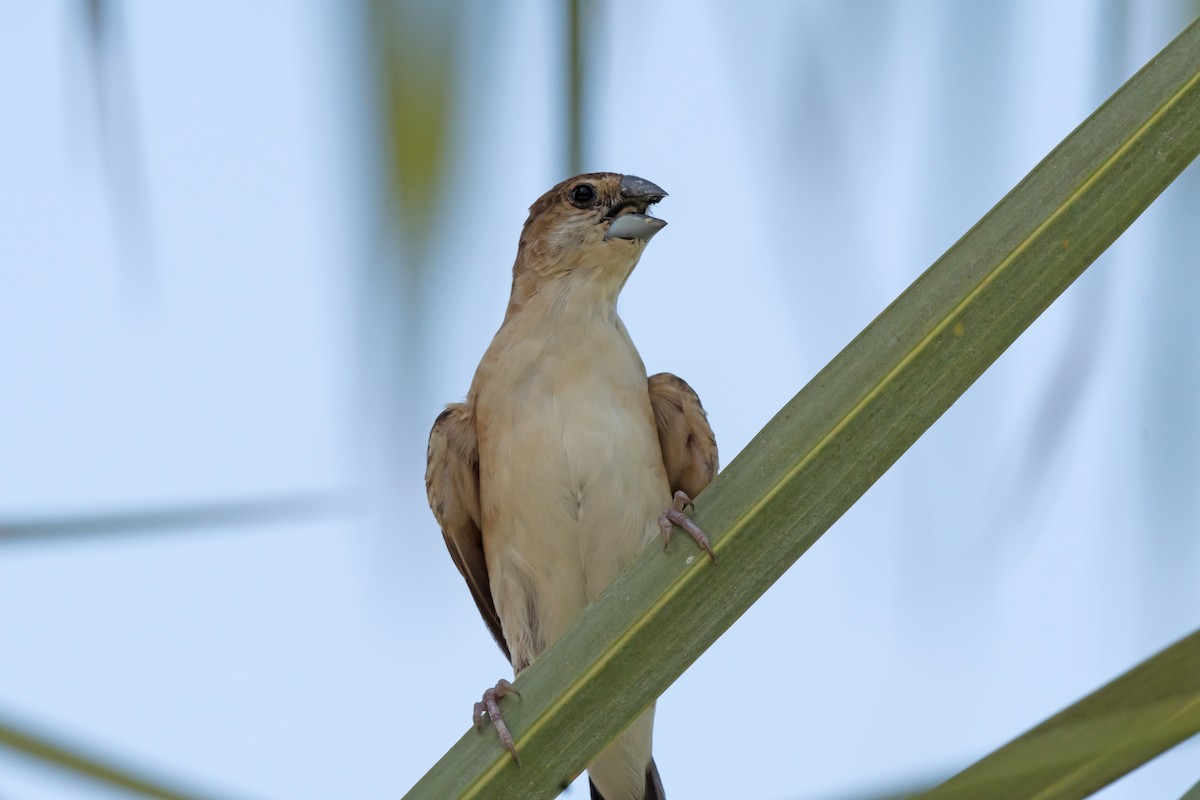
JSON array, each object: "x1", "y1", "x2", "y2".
[{"x1": 2, "y1": 1, "x2": 1199, "y2": 798}]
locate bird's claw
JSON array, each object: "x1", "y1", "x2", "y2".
[
  {"x1": 672, "y1": 490, "x2": 694, "y2": 514},
  {"x1": 472, "y1": 678, "x2": 522, "y2": 764},
  {"x1": 658, "y1": 490, "x2": 716, "y2": 563}
]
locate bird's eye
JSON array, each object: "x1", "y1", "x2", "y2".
[{"x1": 569, "y1": 183, "x2": 597, "y2": 206}]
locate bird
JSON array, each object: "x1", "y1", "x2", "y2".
[{"x1": 426, "y1": 172, "x2": 718, "y2": 800}]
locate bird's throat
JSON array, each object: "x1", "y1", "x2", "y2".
[{"x1": 508, "y1": 256, "x2": 640, "y2": 325}]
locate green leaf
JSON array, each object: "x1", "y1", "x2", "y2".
[
  {"x1": 404, "y1": 14, "x2": 1200, "y2": 800},
  {"x1": 369, "y1": 0, "x2": 461, "y2": 258},
  {"x1": 566, "y1": 0, "x2": 585, "y2": 174},
  {"x1": 0, "y1": 491, "x2": 348, "y2": 544},
  {"x1": 0, "y1": 710, "x2": 236, "y2": 800},
  {"x1": 909, "y1": 629, "x2": 1200, "y2": 800}
]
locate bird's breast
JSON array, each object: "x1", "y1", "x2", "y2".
[
  {"x1": 480, "y1": 319, "x2": 668, "y2": 499},
  {"x1": 475, "y1": 316, "x2": 671, "y2": 607}
]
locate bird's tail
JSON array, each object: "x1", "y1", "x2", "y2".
[
  {"x1": 645, "y1": 757, "x2": 666, "y2": 800},
  {"x1": 588, "y1": 757, "x2": 665, "y2": 800}
]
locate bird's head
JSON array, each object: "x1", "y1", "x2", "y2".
[{"x1": 509, "y1": 172, "x2": 667, "y2": 313}]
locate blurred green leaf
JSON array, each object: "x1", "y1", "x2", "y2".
[
  {"x1": 369, "y1": 0, "x2": 461, "y2": 256},
  {"x1": 1181, "y1": 774, "x2": 1200, "y2": 799},
  {"x1": 0, "y1": 491, "x2": 349, "y2": 544},
  {"x1": 0, "y1": 711, "x2": 238, "y2": 800},
  {"x1": 75, "y1": 0, "x2": 158, "y2": 299},
  {"x1": 403, "y1": 14, "x2": 1200, "y2": 800},
  {"x1": 910, "y1": 630, "x2": 1200, "y2": 800},
  {"x1": 566, "y1": 0, "x2": 584, "y2": 174}
]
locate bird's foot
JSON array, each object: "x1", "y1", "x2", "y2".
[
  {"x1": 658, "y1": 490, "x2": 716, "y2": 563},
  {"x1": 472, "y1": 678, "x2": 522, "y2": 764}
]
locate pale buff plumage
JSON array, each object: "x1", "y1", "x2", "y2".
[{"x1": 426, "y1": 173, "x2": 717, "y2": 800}]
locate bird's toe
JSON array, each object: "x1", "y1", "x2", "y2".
[{"x1": 473, "y1": 678, "x2": 522, "y2": 764}]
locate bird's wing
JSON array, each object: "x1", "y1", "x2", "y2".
[
  {"x1": 647, "y1": 373, "x2": 718, "y2": 498},
  {"x1": 426, "y1": 403, "x2": 510, "y2": 663}
]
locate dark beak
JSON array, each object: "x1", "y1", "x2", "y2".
[
  {"x1": 604, "y1": 174, "x2": 668, "y2": 241},
  {"x1": 618, "y1": 174, "x2": 667, "y2": 202}
]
